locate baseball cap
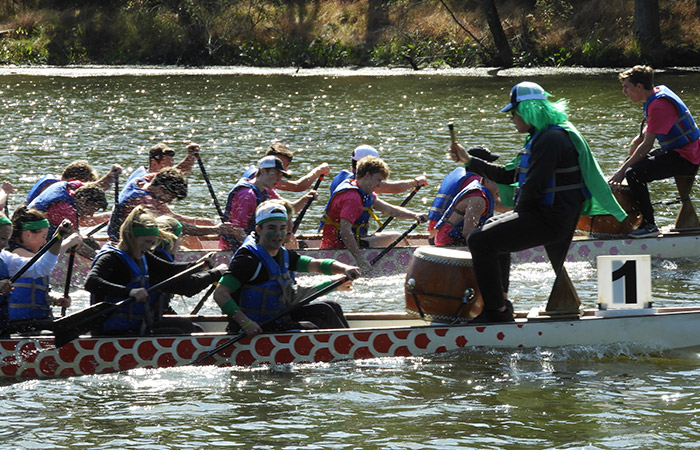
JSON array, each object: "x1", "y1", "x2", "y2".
[
  {"x1": 149, "y1": 143, "x2": 175, "y2": 161},
  {"x1": 499, "y1": 82, "x2": 549, "y2": 113},
  {"x1": 257, "y1": 156, "x2": 290, "y2": 178},
  {"x1": 255, "y1": 202, "x2": 289, "y2": 225},
  {"x1": 467, "y1": 145, "x2": 499, "y2": 162},
  {"x1": 352, "y1": 145, "x2": 379, "y2": 161}
]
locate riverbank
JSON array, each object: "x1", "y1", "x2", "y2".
[{"x1": 1, "y1": 0, "x2": 700, "y2": 68}]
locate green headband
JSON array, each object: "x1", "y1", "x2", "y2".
[
  {"x1": 172, "y1": 220, "x2": 183, "y2": 237},
  {"x1": 0, "y1": 216, "x2": 11, "y2": 226},
  {"x1": 132, "y1": 225, "x2": 160, "y2": 237},
  {"x1": 20, "y1": 219, "x2": 50, "y2": 231}
]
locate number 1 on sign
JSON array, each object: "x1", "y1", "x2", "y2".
[{"x1": 611, "y1": 260, "x2": 638, "y2": 305}]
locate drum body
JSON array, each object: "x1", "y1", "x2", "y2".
[
  {"x1": 576, "y1": 184, "x2": 642, "y2": 236},
  {"x1": 404, "y1": 246, "x2": 483, "y2": 321}
]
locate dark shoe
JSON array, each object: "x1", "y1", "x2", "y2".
[
  {"x1": 629, "y1": 223, "x2": 660, "y2": 239},
  {"x1": 469, "y1": 300, "x2": 515, "y2": 324}
]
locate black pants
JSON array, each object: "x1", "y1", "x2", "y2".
[
  {"x1": 625, "y1": 148, "x2": 698, "y2": 225},
  {"x1": 467, "y1": 210, "x2": 578, "y2": 311}
]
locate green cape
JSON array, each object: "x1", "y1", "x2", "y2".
[{"x1": 495, "y1": 122, "x2": 627, "y2": 221}]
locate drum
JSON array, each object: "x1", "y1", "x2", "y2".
[
  {"x1": 404, "y1": 246, "x2": 483, "y2": 322},
  {"x1": 576, "y1": 184, "x2": 642, "y2": 236}
]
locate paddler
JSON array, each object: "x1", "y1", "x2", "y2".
[
  {"x1": 219, "y1": 156, "x2": 318, "y2": 250},
  {"x1": 0, "y1": 215, "x2": 75, "y2": 337},
  {"x1": 27, "y1": 180, "x2": 108, "y2": 259},
  {"x1": 213, "y1": 200, "x2": 361, "y2": 337},
  {"x1": 329, "y1": 144, "x2": 428, "y2": 194},
  {"x1": 319, "y1": 156, "x2": 428, "y2": 272},
  {"x1": 241, "y1": 142, "x2": 331, "y2": 192},
  {"x1": 125, "y1": 142, "x2": 200, "y2": 186},
  {"x1": 85, "y1": 206, "x2": 224, "y2": 336},
  {"x1": 7, "y1": 207, "x2": 82, "y2": 325},
  {"x1": 108, "y1": 166, "x2": 233, "y2": 242},
  {"x1": 449, "y1": 81, "x2": 626, "y2": 323},
  {"x1": 427, "y1": 146, "x2": 503, "y2": 246},
  {"x1": 24, "y1": 160, "x2": 121, "y2": 206},
  {"x1": 610, "y1": 65, "x2": 700, "y2": 238}
]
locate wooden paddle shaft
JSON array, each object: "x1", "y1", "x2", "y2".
[{"x1": 448, "y1": 122, "x2": 456, "y2": 143}]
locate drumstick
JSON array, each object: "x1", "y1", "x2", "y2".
[{"x1": 448, "y1": 121, "x2": 456, "y2": 143}]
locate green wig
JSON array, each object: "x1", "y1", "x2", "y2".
[{"x1": 515, "y1": 97, "x2": 569, "y2": 133}]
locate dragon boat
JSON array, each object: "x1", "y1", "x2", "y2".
[{"x1": 5, "y1": 248, "x2": 700, "y2": 379}]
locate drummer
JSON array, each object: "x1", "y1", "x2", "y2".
[
  {"x1": 213, "y1": 200, "x2": 361, "y2": 337},
  {"x1": 319, "y1": 156, "x2": 428, "y2": 272},
  {"x1": 449, "y1": 81, "x2": 626, "y2": 323}
]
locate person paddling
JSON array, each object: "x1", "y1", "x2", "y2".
[
  {"x1": 7, "y1": 207, "x2": 82, "y2": 325},
  {"x1": 125, "y1": 142, "x2": 200, "y2": 186},
  {"x1": 319, "y1": 156, "x2": 428, "y2": 272},
  {"x1": 109, "y1": 166, "x2": 233, "y2": 242},
  {"x1": 85, "y1": 206, "x2": 222, "y2": 336},
  {"x1": 219, "y1": 156, "x2": 318, "y2": 250},
  {"x1": 241, "y1": 142, "x2": 330, "y2": 192},
  {"x1": 214, "y1": 200, "x2": 361, "y2": 337},
  {"x1": 0, "y1": 215, "x2": 74, "y2": 337}
]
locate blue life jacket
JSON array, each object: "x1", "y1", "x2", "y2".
[
  {"x1": 329, "y1": 169, "x2": 354, "y2": 194},
  {"x1": 25, "y1": 175, "x2": 60, "y2": 205},
  {"x1": 318, "y1": 179, "x2": 376, "y2": 244},
  {"x1": 644, "y1": 85, "x2": 700, "y2": 151},
  {"x1": 0, "y1": 258, "x2": 11, "y2": 334},
  {"x1": 90, "y1": 243, "x2": 160, "y2": 334},
  {"x1": 27, "y1": 181, "x2": 78, "y2": 236},
  {"x1": 126, "y1": 166, "x2": 148, "y2": 186},
  {"x1": 435, "y1": 179, "x2": 494, "y2": 243},
  {"x1": 514, "y1": 126, "x2": 584, "y2": 207},
  {"x1": 107, "y1": 181, "x2": 153, "y2": 241},
  {"x1": 7, "y1": 244, "x2": 52, "y2": 321},
  {"x1": 237, "y1": 238, "x2": 295, "y2": 324},
  {"x1": 223, "y1": 178, "x2": 269, "y2": 233},
  {"x1": 428, "y1": 168, "x2": 480, "y2": 223}
]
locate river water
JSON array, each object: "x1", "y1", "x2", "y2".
[{"x1": 2, "y1": 66, "x2": 700, "y2": 449}]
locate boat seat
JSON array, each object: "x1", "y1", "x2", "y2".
[
  {"x1": 671, "y1": 172, "x2": 700, "y2": 232},
  {"x1": 542, "y1": 239, "x2": 582, "y2": 317}
]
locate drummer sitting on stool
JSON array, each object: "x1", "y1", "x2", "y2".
[
  {"x1": 213, "y1": 200, "x2": 361, "y2": 337},
  {"x1": 319, "y1": 156, "x2": 428, "y2": 272}
]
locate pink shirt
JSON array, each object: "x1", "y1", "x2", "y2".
[
  {"x1": 219, "y1": 186, "x2": 279, "y2": 250},
  {"x1": 646, "y1": 94, "x2": 700, "y2": 164}
]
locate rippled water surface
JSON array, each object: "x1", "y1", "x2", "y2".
[{"x1": 2, "y1": 66, "x2": 700, "y2": 449}]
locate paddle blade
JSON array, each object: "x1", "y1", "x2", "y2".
[{"x1": 52, "y1": 302, "x2": 119, "y2": 347}]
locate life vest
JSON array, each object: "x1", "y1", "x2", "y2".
[
  {"x1": 90, "y1": 243, "x2": 160, "y2": 334},
  {"x1": 126, "y1": 166, "x2": 148, "y2": 186},
  {"x1": 25, "y1": 175, "x2": 60, "y2": 205},
  {"x1": 7, "y1": 244, "x2": 52, "y2": 321},
  {"x1": 237, "y1": 237, "x2": 295, "y2": 324},
  {"x1": 107, "y1": 181, "x2": 154, "y2": 241},
  {"x1": 435, "y1": 179, "x2": 494, "y2": 242},
  {"x1": 329, "y1": 169, "x2": 354, "y2": 194},
  {"x1": 27, "y1": 181, "x2": 79, "y2": 236},
  {"x1": 222, "y1": 178, "x2": 269, "y2": 233},
  {"x1": 644, "y1": 85, "x2": 700, "y2": 151},
  {"x1": 0, "y1": 258, "x2": 11, "y2": 334},
  {"x1": 318, "y1": 179, "x2": 377, "y2": 244},
  {"x1": 428, "y1": 168, "x2": 481, "y2": 223},
  {"x1": 514, "y1": 126, "x2": 584, "y2": 207}
]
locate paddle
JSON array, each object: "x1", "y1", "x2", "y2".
[
  {"x1": 369, "y1": 220, "x2": 420, "y2": 266},
  {"x1": 194, "y1": 152, "x2": 226, "y2": 221},
  {"x1": 375, "y1": 185, "x2": 422, "y2": 233},
  {"x1": 53, "y1": 261, "x2": 208, "y2": 347},
  {"x1": 292, "y1": 174, "x2": 324, "y2": 233},
  {"x1": 61, "y1": 247, "x2": 76, "y2": 317},
  {"x1": 189, "y1": 275, "x2": 349, "y2": 366},
  {"x1": 85, "y1": 221, "x2": 108, "y2": 237},
  {"x1": 190, "y1": 283, "x2": 216, "y2": 315}
]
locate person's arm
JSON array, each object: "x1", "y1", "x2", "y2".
[
  {"x1": 147, "y1": 252, "x2": 226, "y2": 296},
  {"x1": 288, "y1": 190, "x2": 318, "y2": 213},
  {"x1": 610, "y1": 132, "x2": 656, "y2": 184},
  {"x1": 449, "y1": 142, "x2": 514, "y2": 184},
  {"x1": 0, "y1": 181, "x2": 13, "y2": 212},
  {"x1": 94, "y1": 164, "x2": 122, "y2": 191},
  {"x1": 376, "y1": 175, "x2": 427, "y2": 194},
  {"x1": 459, "y1": 195, "x2": 487, "y2": 239},
  {"x1": 276, "y1": 163, "x2": 330, "y2": 192},
  {"x1": 372, "y1": 197, "x2": 426, "y2": 222},
  {"x1": 213, "y1": 264, "x2": 262, "y2": 337},
  {"x1": 83, "y1": 252, "x2": 133, "y2": 300},
  {"x1": 174, "y1": 143, "x2": 199, "y2": 177},
  {"x1": 339, "y1": 217, "x2": 370, "y2": 271}
]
